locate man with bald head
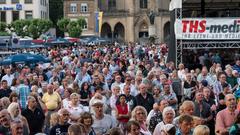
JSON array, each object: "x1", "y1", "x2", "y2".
[
  {"x1": 215, "y1": 94, "x2": 239, "y2": 135},
  {"x1": 135, "y1": 83, "x2": 154, "y2": 113},
  {"x1": 42, "y1": 84, "x2": 62, "y2": 132}
]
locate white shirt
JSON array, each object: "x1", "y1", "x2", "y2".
[
  {"x1": 1, "y1": 74, "x2": 14, "y2": 86},
  {"x1": 153, "y1": 121, "x2": 166, "y2": 135},
  {"x1": 92, "y1": 114, "x2": 117, "y2": 134},
  {"x1": 178, "y1": 69, "x2": 185, "y2": 81},
  {"x1": 119, "y1": 83, "x2": 138, "y2": 96}
]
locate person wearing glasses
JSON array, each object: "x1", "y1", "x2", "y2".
[{"x1": 50, "y1": 108, "x2": 71, "y2": 135}]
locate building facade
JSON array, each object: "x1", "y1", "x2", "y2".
[
  {"x1": 64, "y1": 0, "x2": 170, "y2": 43},
  {"x1": 99, "y1": 0, "x2": 170, "y2": 43},
  {"x1": 0, "y1": 0, "x2": 49, "y2": 24},
  {"x1": 64, "y1": 0, "x2": 96, "y2": 36}
]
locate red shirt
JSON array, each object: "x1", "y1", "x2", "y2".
[{"x1": 116, "y1": 104, "x2": 129, "y2": 123}]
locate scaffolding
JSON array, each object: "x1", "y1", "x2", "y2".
[
  {"x1": 175, "y1": 8, "x2": 182, "y2": 66},
  {"x1": 174, "y1": 10, "x2": 240, "y2": 66}
]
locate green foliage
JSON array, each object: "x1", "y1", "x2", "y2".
[
  {"x1": 49, "y1": 0, "x2": 63, "y2": 24},
  {"x1": 11, "y1": 19, "x2": 31, "y2": 37},
  {"x1": 57, "y1": 18, "x2": 70, "y2": 33},
  {"x1": 77, "y1": 17, "x2": 87, "y2": 29},
  {"x1": 0, "y1": 32, "x2": 10, "y2": 36},
  {"x1": 57, "y1": 17, "x2": 86, "y2": 38},
  {"x1": 68, "y1": 21, "x2": 82, "y2": 38},
  {"x1": 10, "y1": 19, "x2": 52, "y2": 39},
  {"x1": 49, "y1": 0, "x2": 64, "y2": 37},
  {"x1": 0, "y1": 22, "x2": 7, "y2": 32},
  {"x1": 28, "y1": 19, "x2": 53, "y2": 39}
]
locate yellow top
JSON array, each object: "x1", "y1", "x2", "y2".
[{"x1": 42, "y1": 92, "x2": 61, "y2": 110}]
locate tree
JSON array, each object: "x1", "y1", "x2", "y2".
[
  {"x1": 77, "y1": 17, "x2": 87, "y2": 29},
  {"x1": 49, "y1": 0, "x2": 64, "y2": 37},
  {"x1": 10, "y1": 19, "x2": 52, "y2": 39},
  {"x1": 0, "y1": 22, "x2": 7, "y2": 32},
  {"x1": 57, "y1": 18, "x2": 70, "y2": 33},
  {"x1": 57, "y1": 17, "x2": 86, "y2": 38},
  {"x1": 11, "y1": 19, "x2": 31, "y2": 37},
  {"x1": 28, "y1": 19, "x2": 53, "y2": 39},
  {"x1": 67, "y1": 21, "x2": 82, "y2": 38}
]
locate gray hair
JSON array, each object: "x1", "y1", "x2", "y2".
[{"x1": 162, "y1": 106, "x2": 175, "y2": 118}]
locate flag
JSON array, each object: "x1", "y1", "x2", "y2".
[
  {"x1": 98, "y1": 12, "x2": 103, "y2": 34},
  {"x1": 169, "y1": 0, "x2": 182, "y2": 11},
  {"x1": 95, "y1": 12, "x2": 99, "y2": 33}
]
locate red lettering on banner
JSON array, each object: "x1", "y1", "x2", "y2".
[
  {"x1": 182, "y1": 20, "x2": 189, "y2": 33},
  {"x1": 199, "y1": 20, "x2": 206, "y2": 33},
  {"x1": 189, "y1": 20, "x2": 199, "y2": 33}
]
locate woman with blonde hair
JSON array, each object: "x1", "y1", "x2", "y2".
[
  {"x1": 67, "y1": 93, "x2": 85, "y2": 124},
  {"x1": 173, "y1": 100, "x2": 195, "y2": 126},
  {"x1": 131, "y1": 106, "x2": 151, "y2": 135},
  {"x1": 7, "y1": 102, "x2": 30, "y2": 134},
  {"x1": 193, "y1": 125, "x2": 210, "y2": 135},
  {"x1": 50, "y1": 112, "x2": 59, "y2": 128}
]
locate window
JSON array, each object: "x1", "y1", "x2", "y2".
[
  {"x1": 25, "y1": 0, "x2": 32, "y2": 4},
  {"x1": 108, "y1": 0, "x2": 116, "y2": 10},
  {"x1": 140, "y1": 0, "x2": 147, "y2": 9},
  {"x1": 12, "y1": 11, "x2": 19, "y2": 22},
  {"x1": 0, "y1": 0, "x2": 6, "y2": 4},
  {"x1": 25, "y1": 11, "x2": 33, "y2": 19},
  {"x1": 40, "y1": 0, "x2": 42, "y2": 5},
  {"x1": 44, "y1": 12, "x2": 46, "y2": 19},
  {"x1": 0, "y1": 11, "x2": 6, "y2": 22},
  {"x1": 70, "y1": 3, "x2": 77, "y2": 13},
  {"x1": 80, "y1": 3, "x2": 88, "y2": 13},
  {"x1": 83, "y1": 18, "x2": 88, "y2": 30},
  {"x1": 12, "y1": 0, "x2": 19, "y2": 3}
]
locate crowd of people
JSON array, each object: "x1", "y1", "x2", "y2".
[{"x1": 0, "y1": 43, "x2": 239, "y2": 135}]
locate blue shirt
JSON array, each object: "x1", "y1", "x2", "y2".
[{"x1": 17, "y1": 84, "x2": 30, "y2": 109}]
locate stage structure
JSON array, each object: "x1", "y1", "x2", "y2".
[{"x1": 170, "y1": 0, "x2": 240, "y2": 67}]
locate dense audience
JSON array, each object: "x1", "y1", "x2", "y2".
[{"x1": 0, "y1": 43, "x2": 240, "y2": 135}]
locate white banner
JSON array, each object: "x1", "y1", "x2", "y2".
[
  {"x1": 169, "y1": 0, "x2": 182, "y2": 11},
  {"x1": 175, "y1": 18, "x2": 240, "y2": 40}
]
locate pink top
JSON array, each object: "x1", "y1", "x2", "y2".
[{"x1": 215, "y1": 108, "x2": 239, "y2": 133}]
